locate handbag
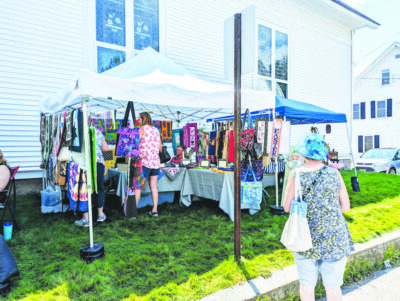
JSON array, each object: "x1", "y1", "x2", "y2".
[
  {"x1": 280, "y1": 170, "x2": 313, "y2": 252},
  {"x1": 159, "y1": 146, "x2": 171, "y2": 164},
  {"x1": 240, "y1": 109, "x2": 255, "y2": 152},
  {"x1": 240, "y1": 165, "x2": 263, "y2": 206},
  {"x1": 116, "y1": 127, "x2": 140, "y2": 158}
]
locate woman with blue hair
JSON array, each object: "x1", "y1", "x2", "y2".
[{"x1": 283, "y1": 133, "x2": 353, "y2": 301}]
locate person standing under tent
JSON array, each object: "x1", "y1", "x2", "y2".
[
  {"x1": 75, "y1": 127, "x2": 109, "y2": 226},
  {"x1": 138, "y1": 112, "x2": 161, "y2": 217},
  {"x1": 283, "y1": 133, "x2": 354, "y2": 301}
]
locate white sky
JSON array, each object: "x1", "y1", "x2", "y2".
[{"x1": 340, "y1": 0, "x2": 400, "y2": 74}]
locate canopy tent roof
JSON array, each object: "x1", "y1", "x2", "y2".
[
  {"x1": 40, "y1": 47, "x2": 274, "y2": 124},
  {"x1": 208, "y1": 96, "x2": 347, "y2": 124}
]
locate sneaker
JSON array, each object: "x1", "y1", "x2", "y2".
[
  {"x1": 75, "y1": 218, "x2": 89, "y2": 227},
  {"x1": 97, "y1": 214, "x2": 106, "y2": 222},
  {"x1": 148, "y1": 211, "x2": 158, "y2": 217}
]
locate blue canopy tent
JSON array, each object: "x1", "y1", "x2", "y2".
[{"x1": 208, "y1": 95, "x2": 357, "y2": 210}]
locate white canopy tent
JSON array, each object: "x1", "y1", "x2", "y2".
[
  {"x1": 40, "y1": 47, "x2": 274, "y2": 254},
  {"x1": 41, "y1": 47, "x2": 275, "y2": 123}
]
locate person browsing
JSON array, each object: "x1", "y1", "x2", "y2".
[
  {"x1": 283, "y1": 133, "x2": 354, "y2": 301},
  {"x1": 138, "y1": 112, "x2": 162, "y2": 217}
]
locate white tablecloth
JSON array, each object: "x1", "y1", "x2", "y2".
[{"x1": 180, "y1": 169, "x2": 261, "y2": 221}]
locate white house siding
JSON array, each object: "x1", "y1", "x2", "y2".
[
  {"x1": 165, "y1": 0, "x2": 353, "y2": 157},
  {"x1": 352, "y1": 45, "x2": 400, "y2": 159},
  {"x1": 0, "y1": 0, "x2": 366, "y2": 179},
  {"x1": 0, "y1": 0, "x2": 85, "y2": 179}
]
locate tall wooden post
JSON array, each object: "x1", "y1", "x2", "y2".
[{"x1": 233, "y1": 13, "x2": 242, "y2": 262}]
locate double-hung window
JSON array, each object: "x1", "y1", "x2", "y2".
[
  {"x1": 353, "y1": 104, "x2": 360, "y2": 120},
  {"x1": 257, "y1": 24, "x2": 288, "y2": 97},
  {"x1": 382, "y1": 69, "x2": 390, "y2": 85},
  {"x1": 96, "y1": 0, "x2": 159, "y2": 73},
  {"x1": 364, "y1": 136, "x2": 373, "y2": 152},
  {"x1": 377, "y1": 100, "x2": 386, "y2": 118}
]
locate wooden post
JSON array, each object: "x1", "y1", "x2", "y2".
[{"x1": 234, "y1": 13, "x2": 242, "y2": 262}]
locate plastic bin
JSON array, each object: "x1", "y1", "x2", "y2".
[{"x1": 41, "y1": 186, "x2": 62, "y2": 213}]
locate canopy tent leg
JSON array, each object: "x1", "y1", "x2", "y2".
[
  {"x1": 80, "y1": 97, "x2": 105, "y2": 263},
  {"x1": 345, "y1": 123, "x2": 360, "y2": 192}
]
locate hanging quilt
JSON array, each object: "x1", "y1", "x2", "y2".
[
  {"x1": 68, "y1": 162, "x2": 88, "y2": 212},
  {"x1": 116, "y1": 127, "x2": 140, "y2": 158},
  {"x1": 161, "y1": 120, "x2": 172, "y2": 143},
  {"x1": 172, "y1": 129, "x2": 181, "y2": 154},
  {"x1": 63, "y1": 111, "x2": 73, "y2": 146},
  {"x1": 70, "y1": 109, "x2": 83, "y2": 152},
  {"x1": 208, "y1": 131, "x2": 216, "y2": 157}
]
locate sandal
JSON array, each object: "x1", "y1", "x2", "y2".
[{"x1": 148, "y1": 211, "x2": 158, "y2": 217}]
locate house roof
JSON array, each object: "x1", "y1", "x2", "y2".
[
  {"x1": 296, "y1": 0, "x2": 379, "y2": 30},
  {"x1": 355, "y1": 42, "x2": 400, "y2": 81},
  {"x1": 331, "y1": 0, "x2": 380, "y2": 26}
]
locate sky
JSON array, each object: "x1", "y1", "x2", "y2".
[{"x1": 341, "y1": 0, "x2": 400, "y2": 72}]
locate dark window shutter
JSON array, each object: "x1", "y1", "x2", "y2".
[
  {"x1": 374, "y1": 135, "x2": 380, "y2": 148},
  {"x1": 361, "y1": 102, "x2": 366, "y2": 119},
  {"x1": 387, "y1": 98, "x2": 392, "y2": 117},
  {"x1": 358, "y1": 136, "x2": 363, "y2": 153},
  {"x1": 371, "y1": 101, "x2": 376, "y2": 118}
]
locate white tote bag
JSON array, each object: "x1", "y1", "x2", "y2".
[{"x1": 280, "y1": 170, "x2": 313, "y2": 252}]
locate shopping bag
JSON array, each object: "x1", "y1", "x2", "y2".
[
  {"x1": 116, "y1": 127, "x2": 140, "y2": 158},
  {"x1": 240, "y1": 165, "x2": 262, "y2": 206},
  {"x1": 240, "y1": 109, "x2": 255, "y2": 151},
  {"x1": 280, "y1": 170, "x2": 313, "y2": 252}
]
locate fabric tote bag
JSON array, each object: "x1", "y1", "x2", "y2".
[
  {"x1": 116, "y1": 128, "x2": 140, "y2": 158},
  {"x1": 240, "y1": 165, "x2": 263, "y2": 206},
  {"x1": 280, "y1": 170, "x2": 313, "y2": 252}
]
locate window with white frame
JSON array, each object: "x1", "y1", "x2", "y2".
[
  {"x1": 96, "y1": 0, "x2": 159, "y2": 73},
  {"x1": 257, "y1": 24, "x2": 288, "y2": 97},
  {"x1": 382, "y1": 69, "x2": 390, "y2": 85},
  {"x1": 353, "y1": 104, "x2": 360, "y2": 120},
  {"x1": 364, "y1": 136, "x2": 373, "y2": 152},
  {"x1": 377, "y1": 100, "x2": 386, "y2": 117}
]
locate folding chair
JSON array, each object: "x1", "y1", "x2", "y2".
[{"x1": 0, "y1": 166, "x2": 19, "y2": 231}]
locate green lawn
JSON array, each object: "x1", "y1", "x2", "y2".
[{"x1": 4, "y1": 170, "x2": 400, "y2": 300}]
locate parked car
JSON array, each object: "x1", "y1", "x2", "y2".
[{"x1": 355, "y1": 148, "x2": 400, "y2": 174}]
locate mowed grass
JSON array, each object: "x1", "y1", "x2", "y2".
[{"x1": 3, "y1": 170, "x2": 400, "y2": 300}]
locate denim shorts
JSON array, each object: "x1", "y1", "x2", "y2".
[
  {"x1": 142, "y1": 166, "x2": 160, "y2": 178},
  {"x1": 293, "y1": 252, "x2": 347, "y2": 288}
]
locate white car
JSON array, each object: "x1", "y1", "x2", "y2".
[{"x1": 355, "y1": 148, "x2": 400, "y2": 174}]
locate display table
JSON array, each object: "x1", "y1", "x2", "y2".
[
  {"x1": 180, "y1": 169, "x2": 261, "y2": 221},
  {"x1": 107, "y1": 168, "x2": 187, "y2": 207}
]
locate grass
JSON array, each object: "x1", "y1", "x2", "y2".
[{"x1": 3, "y1": 170, "x2": 400, "y2": 300}]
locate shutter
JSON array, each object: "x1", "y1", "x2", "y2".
[
  {"x1": 358, "y1": 136, "x2": 363, "y2": 153},
  {"x1": 361, "y1": 102, "x2": 366, "y2": 119},
  {"x1": 374, "y1": 135, "x2": 380, "y2": 148},
  {"x1": 387, "y1": 98, "x2": 392, "y2": 117},
  {"x1": 370, "y1": 101, "x2": 376, "y2": 118}
]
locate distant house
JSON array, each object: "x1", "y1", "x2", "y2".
[
  {"x1": 352, "y1": 42, "x2": 400, "y2": 157},
  {"x1": 0, "y1": 0, "x2": 378, "y2": 179}
]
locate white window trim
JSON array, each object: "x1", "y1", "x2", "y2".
[
  {"x1": 377, "y1": 100, "x2": 386, "y2": 118},
  {"x1": 255, "y1": 20, "x2": 290, "y2": 97},
  {"x1": 86, "y1": 0, "x2": 163, "y2": 72}
]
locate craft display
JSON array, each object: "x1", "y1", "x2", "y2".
[{"x1": 116, "y1": 128, "x2": 140, "y2": 158}]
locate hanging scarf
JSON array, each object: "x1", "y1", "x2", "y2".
[{"x1": 64, "y1": 111, "x2": 73, "y2": 146}]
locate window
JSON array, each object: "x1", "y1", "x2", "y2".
[
  {"x1": 365, "y1": 136, "x2": 373, "y2": 152},
  {"x1": 96, "y1": 0, "x2": 159, "y2": 73},
  {"x1": 377, "y1": 100, "x2": 386, "y2": 117},
  {"x1": 257, "y1": 24, "x2": 288, "y2": 97},
  {"x1": 382, "y1": 69, "x2": 390, "y2": 85},
  {"x1": 353, "y1": 104, "x2": 360, "y2": 120}
]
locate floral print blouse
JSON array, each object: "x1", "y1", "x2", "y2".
[
  {"x1": 297, "y1": 166, "x2": 354, "y2": 260},
  {"x1": 139, "y1": 125, "x2": 161, "y2": 169}
]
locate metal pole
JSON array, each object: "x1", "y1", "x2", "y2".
[
  {"x1": 82, "y1": 98, "x2": 94, "y2": 248},
  {"x1": 233, "y1": 13, "x2": 242, "y2": 262}
]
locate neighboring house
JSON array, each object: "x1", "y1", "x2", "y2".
[
  {"x1": 352, "y1": 42, "x2": 400, "y2": 158},
  {"x1": 0, "y1": 0, "x2": 378, "y2": 179}
]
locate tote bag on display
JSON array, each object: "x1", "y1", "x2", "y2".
[
  {"x1": 116, "y1": 128, "x2": 140, "y2": 158},
  {"x1": 280, "y1": 170, "x2": 313, "y2": 252}
]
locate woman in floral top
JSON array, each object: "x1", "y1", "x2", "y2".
[
  {"x1": 138, "y1": 112, "x2": 161, "y2": 217},
  {"x1": 283, "y1": 133, "x2": 353, "y2": 301}
]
